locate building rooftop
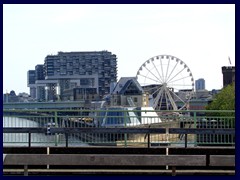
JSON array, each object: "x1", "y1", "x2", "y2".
[{"x1": 112, "y1": 77, "x2": 144, "y2": 95}]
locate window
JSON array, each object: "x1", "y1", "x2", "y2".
[
  {"x1": 134, "y1": 97, "x2": 138, "y2": 102},
  {"x1": 80, "y1": 79, "x2": 89, "y2": 85},
  {"x1": 106, "y1": 111, "x2": 130, "y2": 125}
]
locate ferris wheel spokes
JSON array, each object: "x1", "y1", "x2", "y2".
[
  {"x1": 137, "y1": 73, "x2": 159, "y2": 84},
  {"x1": 170, "y1": 84, "x2": 193, "y2": 89},
  {"x1": 171, "y1": 90, "x2": 187, "y2": 104},
  {"x1": 165, "y1": 59, "x2": 179, "y2": 84},
  {"x1": 152, "y1": 60, "x2": 164, "y2": 83},
  {"x1": 151, "y1": 86, "x2": 163, "y2": 97},
  {"x1": 136, "y1": 55, "x2": 194, "y2": 111},
  {"x1": 159, "y1": 58, "x2": 165, "y2": 82},
  {"x1": 142, "y1": 64, "x2": 163, "y2": 84},
  {"x1": 153, "y1": 86, "x2": 164, "y2": 109},
  {"x1": 166, "y1": 67, "x2": 186, "y2": 84},
  {"x1": 165, "y1": 58, "x2": 171, "y2": 83},
  {"x1": 164, "y1": 90, "x2": 170, "y2": 110},
  {"x1": 167, "y1": 75, "x2": 192, "y2": 84},
  {"x1": 165, "y1": 87, "x2": 178, "y2": 110}
]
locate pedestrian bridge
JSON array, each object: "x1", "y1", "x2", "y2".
[{"x1": 3, "y1": 101, "x2": 85, "y2": 109}]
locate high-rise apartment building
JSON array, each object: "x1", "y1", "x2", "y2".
[
  {"x1": 27, "y1": 70, "x2": 36, "y2": 85},
  {"x1": 27, "y1": 70, "x2": 36, "y2": 99},
  {"x1": 222, "y1": 66, "x2": 235, "y2": 87},
  {"x1": 195, "y1": 78, "x2": 205, "y2": 91},
  {"x1": 35, "y1": 65, "x2": 45, "y2": 80},
  {"x1": 28, "y1": 51, "x2": 117, "y2": 101}
]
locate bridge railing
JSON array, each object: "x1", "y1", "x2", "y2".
[
  {"x1": 3, "y1": 109, "x2": 235, "y2": 147},
  {"x1": 3, "y1": 127, "x2": 235, "y2": 148}
]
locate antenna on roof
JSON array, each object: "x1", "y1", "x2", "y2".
[{"x1": 228, "y1": 56, "x2": 231, "y2": 65}]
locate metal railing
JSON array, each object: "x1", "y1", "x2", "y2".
[{"x1": 3, "y1": 109, "x2": 235, "y2": 147}]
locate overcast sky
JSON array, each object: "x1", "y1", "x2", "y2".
[{"x1": 3, "y1": 4, "x2": 235, "y2": 94}]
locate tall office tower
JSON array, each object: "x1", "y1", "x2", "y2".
[
  {"x1": 43, "y1": 51, "x2": 117, "y2": 101},
  {"x1": 195, "y1": 78, "x2": 205, "y2": 91},
  {"x1": 222, "y1": 66, "x2": 235, "y2": 87}
]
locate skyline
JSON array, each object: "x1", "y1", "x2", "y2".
[{"x1": 3, "y1": 4, "x2": 235, "y2": 94}]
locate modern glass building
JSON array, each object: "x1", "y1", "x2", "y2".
[
  {"x1": 28, "y1": 51, "x2": 117, "y2": 101},
  {"x1": 195, "y1": 78, "x2": 205, "y2": 91}
]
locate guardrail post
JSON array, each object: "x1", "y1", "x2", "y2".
[
  {"x1": 124, "y1": 111, "x2": 127, "y2": 147},
  {"x1": 47, "y1": 147, "x2": 50, "y2": 169},
  {"x1": 65, "y1": 133, "x2": 69, "y2": 147},
  {"x1": 147, "y1": 133, "x2": 150, "y2": 148},
  {"x1": 194, "y1": 111, "x2": 197, "y2": 147},
  {"x1": 28, "y1": 132, "x2": 31, "y2": 147},
  {"x1": 147, "y1": 125, "x2": 150, "y2": 148},
  {"x1": 172, "y1": 166, "x2": 176, "y2": 176},
  {"x1": 24, "y1": 165, "x2": 28, "y2": 176},
  {"x1": 185, "y1": 134, "x2": 188, "y2": 148},
  {"x1": 54, "y1": 111, "x2": 58, "y2": 146}
]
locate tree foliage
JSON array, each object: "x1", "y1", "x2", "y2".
[{"x1": 206, "y1": 83, "x2": 235, "y2": 117}]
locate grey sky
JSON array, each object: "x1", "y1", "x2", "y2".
[{"x1": 3, "y1": 4, "x2": 235, "y2": 94}]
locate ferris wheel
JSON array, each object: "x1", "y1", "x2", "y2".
[{"x1": 136, "y1": 55, "x2": 194, "y2": 111}]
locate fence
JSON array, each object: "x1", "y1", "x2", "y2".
[{"x1": 3, "y1": 109, "x2": 235, "y2": 147}]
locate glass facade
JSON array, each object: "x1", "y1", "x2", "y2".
[
  {"x1": 195, "y1": 78, "x2": 205, "y2": 91},
  {"x1": 28, "y1": 51, "x2": 117, "y2": 101}
]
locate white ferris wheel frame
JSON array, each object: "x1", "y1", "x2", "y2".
[{"x1": 136, "y1": 55, "x2": 194, "y2": 111}]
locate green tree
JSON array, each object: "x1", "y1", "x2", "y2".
[{"x1": 206, "y1": 83, "x2": 235, "y2": 117}]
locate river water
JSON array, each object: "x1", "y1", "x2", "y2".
[
  {"x1": 3, "y1": 117, "x2": 196, "y2": 148},
  {"x1": 3, "y1": 116, "x2": 88, "y2": 147}
]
